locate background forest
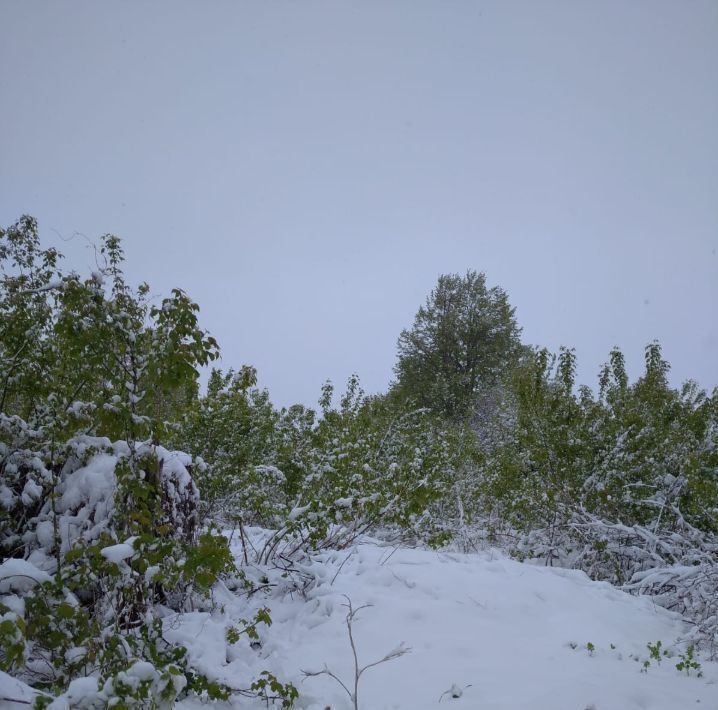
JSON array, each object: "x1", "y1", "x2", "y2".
[{"x1": 1, "y1": 216, "x2": 716, "y2": 707}]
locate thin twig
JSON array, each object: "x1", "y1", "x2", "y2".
[
  {"x1": 301, "y1": 595, "x2": 410, "y2": 710},
  {"x1": 330, "y1": 548, "x2": 356, "y2": 586}
]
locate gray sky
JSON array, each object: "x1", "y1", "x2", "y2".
[{"x1": 1, "y1": 1, "x2": 716, "y2": 408}]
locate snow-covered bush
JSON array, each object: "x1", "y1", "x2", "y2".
[
  {"x1": 285, "y1": 376, "x2": 455, "y2": 551},
  {"x1": 175, "y1": 366, "x2": 298, "y2": 528},
  {"x1": 179, "y1": 373, "x2": 461, "y2": 562},
  {"x1": 0, "y1": 216, "x2": 295, "y2": 706},
  {"x1": 469, "y1": 344, "x2": 718, "y2": 654}
]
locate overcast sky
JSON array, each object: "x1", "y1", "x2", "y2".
[{"x1": 1, "y1": 1, "x2": 716, "y2": 407}]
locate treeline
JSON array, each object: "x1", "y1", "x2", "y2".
[
  {"x1": 0, "y1": 216, "x2": 716, "y2": 707},
  {"x1": 172, "y1": 249, "x2": 718, "y2": 654},
  {"x1": 177, "y1": 270, "x2": 718, "y2": 575}
]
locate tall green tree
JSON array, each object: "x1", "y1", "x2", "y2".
[{"x1": 392, "y1": 271, "x2": 523, "y2": 421}]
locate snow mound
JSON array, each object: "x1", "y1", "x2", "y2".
[
  {"x1": 0, "y1": 670, "x2": 43, "y2": 708},
  {"x1": 0, "y1": 558, "x2": 52, "y2": 593},
  {"x1": 176, "y1": 540, "x2": 718, "y2": 710},
  {"x1": 56, "y1": 452, "x2": 118, "y2": 551},
  {"x1": 100, "y1": 541, "x2": 135, "y2": 564}
]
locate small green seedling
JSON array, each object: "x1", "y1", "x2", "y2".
[
  {"x1": 675, "y1": 645, "x2": 702, "y2": 677},
  {"x1": 647, "y1": 640, "x2": 667, "y2": 665}
]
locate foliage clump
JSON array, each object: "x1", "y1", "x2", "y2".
[
  {"x1": 0, "y1": 216, "x2": 295, "y2": 707},
  {"x1": 391, "y1": 270, "x2": 523, "y2": 421}
]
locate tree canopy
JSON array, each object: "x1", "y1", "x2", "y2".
[{"x1": 391, "y1": 270, "x2": 523, "y2": 420}]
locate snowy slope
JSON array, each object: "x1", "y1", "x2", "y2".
[{"x1": 174, "y1": 540, "x2": 718, "y2": 710}]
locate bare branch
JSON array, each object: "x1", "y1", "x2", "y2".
[{"x1": 302, "y1": 595, "x2": 410, "y2": 710}]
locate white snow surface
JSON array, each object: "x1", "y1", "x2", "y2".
[
  {"x1": 173, "y1": 538, "x2": 718, "y2": 710},
  {"x1": 0, "y1": 669, "x2": 44, "y2": 708},
  {"x1": 0, "y1": 558, "x2": 52, "y2": 593},
  {"x1": 99, "y1": 542, "x2": 135, "y2": 564},
  {"x1": 56, "y1": 452, "x2": 118, "y2": 551}
]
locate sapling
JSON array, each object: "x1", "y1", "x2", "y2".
[{"x1": 301, "y1": 596, "x2": 410, "y2": 710}]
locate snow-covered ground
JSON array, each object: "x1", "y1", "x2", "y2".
[
  {"x1": 171, "y1": 539, "x2": 718, "y2": 710},
  {"x1": 3, "y1": 537, "x2": 715, "y2": 709}
]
